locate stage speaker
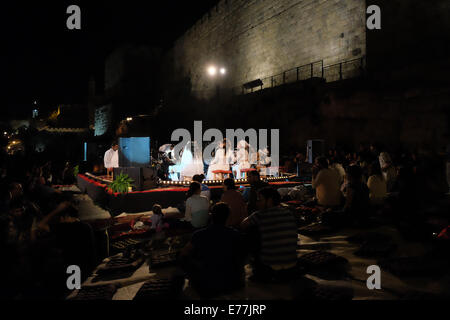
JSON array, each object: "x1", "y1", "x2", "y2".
[
  {"x1": 113, "y1": 167, "x2": 158, "y2": 191},
  {"x1": 114, "y1": 167, "x2": 144, "y2": 191},
  {"x1": 307, "y1": 139, "x2": 325, "y2": 164}
]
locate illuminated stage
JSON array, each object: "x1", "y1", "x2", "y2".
[{"x1": 77, "y1": 173, "x2": 307, "y2": 216}]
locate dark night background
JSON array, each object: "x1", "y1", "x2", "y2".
[{"x1": 0, "y1": 1, "x2": 218, "y2": 118}]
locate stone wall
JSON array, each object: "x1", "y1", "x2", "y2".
[{"x1": 172, "y1": 0, "x2": 367, "y2": 98}]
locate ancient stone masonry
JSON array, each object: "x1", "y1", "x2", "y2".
[{"x1": 173, "y1": 0, "x2": 367, "y2": 98}]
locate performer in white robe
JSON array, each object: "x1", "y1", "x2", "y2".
[
  {"x1": 207, "y1": 141, "x2": 231, "y2": 180},
  {"x1": 180, "y1": 141, "x2": 204, "y2": 181},
  {"x1": 233, "y1": 140, "x2": 251, "y2": 179},
  {"x1": 258, "y1": 147, "x2": 272, "y2": 177}
]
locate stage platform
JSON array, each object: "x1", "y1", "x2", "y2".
[{"x1": 77, "y1": 173, "x2": 309, "y2": 216}]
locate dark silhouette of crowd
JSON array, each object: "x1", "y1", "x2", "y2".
[
  {"x1": 1, "y1": 141, "x2": 449, "y2": 300},
  {"x1": 0, "y1": 153, "x2": 93, "y2": 299}
]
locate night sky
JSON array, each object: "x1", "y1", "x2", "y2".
[{"x1": 1, "y1": 0, "x2": 219, "y2": 118}]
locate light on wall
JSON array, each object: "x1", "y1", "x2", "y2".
[
  {"x1": 207, "y1": 65, "x2": 227, "y2": 77},
  {"x1": 208, "y1": 66, "x2": 217, "y2": 76}
]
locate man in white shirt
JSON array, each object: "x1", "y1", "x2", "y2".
[
  {"x1": 184, "y1": 182, "x2": 210, "y2": 229},
  {"x1": 104, "y1": 142, "x2": 119, "y2": 177},
  {"x1": 312, "y1": 157, "x2": 342, "y2": 207}
]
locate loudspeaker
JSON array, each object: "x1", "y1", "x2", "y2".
[
  {"x1": 114, "y1": 167, "x2": 143, "y2": 191},
  {"x1": 307, "y1": 139, "x2": 325, "y2": 164},
  {"x1": 113, "y1": 167, "x2": 158, "y2": 191}
]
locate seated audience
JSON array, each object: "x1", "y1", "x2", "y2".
[
  {"x1": 192, "y1": 174, "x2": 211, "y2": 202},
  {"x1": 220, "y1": 178, "x2": 247, "y2": 227},
  {"x1": 181, "y1": 202, "x2": 245, "y2": 297},
  {"x1": 151, "y1": 204, "x2": 166, "y2": 233},
  {"x1": 243, "y1": 171, "x2": 269, "y2": 214},
  {"x1": 394, "y1": 165, "x2": 421, "y2": 216},
  {"x1": 342, "y1": 165, "x2": 370, "y2": 219},
  {"x1": 367, "y1": 161, "x2": 387, "y2": 206},
  {"x1": 329, "y1": 157, "x2": 346, "y2": 184},
  {"x1": 184, "y1": 182, "x2": 210, "y2": 229},
  {"x1": 312, "y1": 157, "x2": 342, "y2": 207},
  {"x1": 241, "y1": 187, "x2": 298, "y2": 280},
  {"x1": 379, "y1": 152, "x2": 397, "y2": 192}
]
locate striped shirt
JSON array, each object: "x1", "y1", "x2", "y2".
[{"x1": 248, "y1": 206, "x2": 298, "y2": 269}]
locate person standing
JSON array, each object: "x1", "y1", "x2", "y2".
[{"x1": 104, "y1": 142, "x2": 119, "y2": 178}]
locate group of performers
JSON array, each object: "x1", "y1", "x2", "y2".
[{"x1": 157, "y1": 139, "x2": 273, "y2": 182}]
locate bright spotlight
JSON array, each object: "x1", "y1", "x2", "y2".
[
  {"x1": 208, "y1": 66, "x2": 217, "y2": 76},
  {"x1": 126, "y1": 117, "x2": 133, "y2": 121},
  {"x1": 220, "y1": 68, "x2": 226, "y2": 75}
]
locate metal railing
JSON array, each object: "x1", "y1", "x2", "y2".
[
  {"x1": 237, "y1": 56, "x2": 366, "y2": 94},
  {"x1": 191, "y1": 56, "x2": 366, "y2": 98}
]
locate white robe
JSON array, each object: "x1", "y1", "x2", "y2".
[
  {"x1": 207, "y1": 147, "x2": 230, "y2": 179},
  {"x1": 104, "y1": 149, "x2": 119, "y2": 169},
  {"x1": 233, "y1": 148, "x2": 251, "y2": 178},
  {"x1": 180, "y1": 143, "x2": 204, "y2": 180}
]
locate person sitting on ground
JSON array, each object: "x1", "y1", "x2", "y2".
[
  {"x1": 240, "y1": 187, "x2": 298, "y2": 281},
  {"x1": 379, "y1": 152, "x2": 397, "y2": 193},
  {"x1": 62, "y1": 162, "x2": 75, "y2": 185},
  {"x1": 342, "y1": 165, "x2": 370, "y2": 220},
  {"x1": 367, "y1": 161, "x2": 387, "y2": 206},
  {"x1": 329, "y1": 157, "x2": 346, "y2": 184},
  {"x1": 180, "y1": 202, "x2": 245, "y2": 297},
  {"x1": 220, "y1": 178, "x2": 247, "y2": 227},
  {"x1": 369, "y1": 143, "x2": 380, "y2": 163},
  {"x1": 312, "y1": 156, "x2": 342, "y2": 208},
  {"x1": 151, "y1": 204, "x2": 167, "y2": 233},
  {"x1": 192, "y1": 174, "x2": 210, "y2": 202},
  {"x1": 393, "y1": 165, "x2": 421, "y2": 217},
  {"x1": 184, "y1": 182, "x2": 210, "y2": 229},
  {"x1": 243, "y1": 170, "x2": 269, "y2": 215}
]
